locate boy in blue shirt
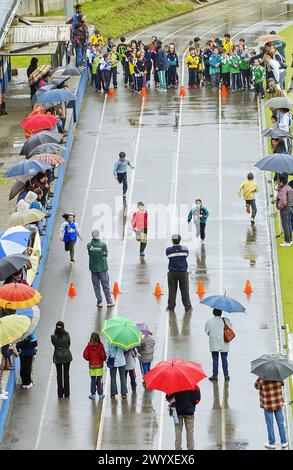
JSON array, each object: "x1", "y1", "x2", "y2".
[
  {"x1": 187, "y1": 199, "x2": 209, "y2": 242},
  {"x1": 113, "y1": 151, "x2": 135, "y2": 199}
]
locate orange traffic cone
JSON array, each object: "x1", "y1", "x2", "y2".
[
  {"x1": 153, "y1": 282, "x2": 164, "y2": 297},
  {"x1": 112, "y1": 281, "x2": 121, "y2": 295},
  {"x1": 221, "y1": 84, "x2": 227, "y2": 96},
  {"x1": 141, "y1": 87, "x2": 147, "y2": 97},
  {"x1": 196, "y1": 279, "x2": 205, "y2": 295},
  {"x1": 244, "y1": 280, "x2": 253, "y2": 294},
  {"x1": 68, "y1": 282, "x2": 77, "y2": 297},
  {"x1": 108, "y1": 87, "x2": 115, "y2": 97},
  {"x1": 179, "y1": 85, "x2": 186, "y2": 97}
]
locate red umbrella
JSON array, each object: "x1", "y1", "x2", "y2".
[
  {"x1": 30, "y1": 153, "x2": 66, "y2": 165},
  {"x1": 144, "y1": 359, "x2": 207, "y2": 394},
  {"x1": 20, "y1": 114, "x2": 58, "y2": 138}
]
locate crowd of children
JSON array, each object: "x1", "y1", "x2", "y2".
[{"x1": 82, "y1": 27, "x2": 288, "y2": 97}]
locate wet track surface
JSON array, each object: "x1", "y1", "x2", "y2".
[{"x1": 1, "y1": 0, "x2": 293, "y2": 450}]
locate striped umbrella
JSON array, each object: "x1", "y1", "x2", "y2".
[
  {"x1": 0, "y1": 283, "x2": 41, "y2": 309},
  {"x1": 29, "y1": 153, "x2": 66, "y2": 165},
  {"x1": 0, "y1": 226, "x2": 30, "y2": 260},
  {"x1": 17, "y1": 305, "x2": 41, "y2": 339},
  {"x1": 28, "y1": 65, "x2": 51, "y2": 86}
]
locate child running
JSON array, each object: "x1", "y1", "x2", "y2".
[
  {"x1": 59, "y1": 212, "x2": 82, "y2": 263},
  {"x1": 131, "y1": 201, "x2": 148, "y2": 256},
  {"x1": 237, "y1": 172, "x2": 259, "y2": 224},
  {"x1": 113, "y1": 151, "x2": 135, "y2": 199},
  {"x1": 83, "y1": 332, "x2": 106, "y2": 400},
  {"x1": 188, "y1": 199, "x2": 209, "y2": 242}
]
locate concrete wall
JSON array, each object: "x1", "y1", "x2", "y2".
[{"x1": 18, "y1": 0, "x2": 91, "y2": 16}]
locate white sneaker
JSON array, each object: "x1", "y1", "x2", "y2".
[
  {"x1": 97, "y1": 303, "x2": 103, "y2": 307},
  {"x1": 24, "y1": 383, "x2": 33, "y2": 389},
  {"x1": 280, "y1": 242, "x2": 291, "y2": 247},
  {"x1": 0, "y1": 393, "x2": 8, "y2": 400},
  {"x1": 264, "y1": 442, "x2": 276, "y2": 449},
  {"x1": 281, "y1": 442, "x2": 289, "y2": 448},
  {"x1": 107, "y1": 303, "x2": 115, "y2": 307}
]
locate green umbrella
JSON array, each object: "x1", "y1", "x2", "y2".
[{"x1": 101, "y1": 315, "x2": 143, "y2": 350}]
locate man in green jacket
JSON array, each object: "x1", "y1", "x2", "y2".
[{"x1": 87, "y1": 230, "x2": 115, "y2": 307}]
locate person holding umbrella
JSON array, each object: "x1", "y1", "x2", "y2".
[
  {"x1": 166, "y1": 387, "x2": 201, "y2": 450},
  {"x1": 144, "y1": 359, "x2": 206, "y2": 449},
  {"x1": 251, "y1": 353, "x2": 292, "y2": 449},
  {"x1": 204, "y1": 309, "x2": 234, "y2": 382},
  {"x1": 276, "y1": 176, "x2": 293, "y2": 247},
  {"x1": 105, "y1": 341, "x2": 128, "y2": 399},
  {"x1": 102, "y1": 315, "x2": 143, "y2": 399}
]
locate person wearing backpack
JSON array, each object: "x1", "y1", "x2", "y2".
[
  {"x1": 204, "y1": 309, "x2": 233, "y2": 382},
  {"x1": 276, "y1": 176, "x2": 293, "y2": 247}
]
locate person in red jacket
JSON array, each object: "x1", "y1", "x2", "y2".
[
  {"x1": 131, "y1": 201, "x2": 148, "y2": 257},
  {"x1": 83, "y1": 332, "x2": 106, "y2": 400}
]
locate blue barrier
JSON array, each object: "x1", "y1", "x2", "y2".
[
  {"x1": 0, "y1": 67, "x2": 88, "y2": 443},
  {"x1": 0, "y1": 358, "x2": 20, "y2": 442},
  {"x1": 33, "y1": 67, "x2": 88, "y2": 290}
]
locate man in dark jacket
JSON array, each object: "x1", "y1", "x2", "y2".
[
  {"x1": 87, "y1": 230, "x2": 114, "y2": 307},
  {"x1": 166, "y1": 387, "x2": 201, "y2": 450},
  {"x1": 166, "y1": 234, "x2": 192, "y2": 313},
  {"x1": 156, "y1": 40, "x2": 168, "y2": 91}
]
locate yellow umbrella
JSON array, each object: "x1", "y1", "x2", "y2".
[
  {"x1": 0, "y1": 314, "x2": 30, "y2": 347},
  {"x1": 8, "y1": 209, "x2": 45, "y2": 228}
]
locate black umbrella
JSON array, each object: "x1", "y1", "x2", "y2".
[
  {"x1": 20, "y1": 131, "x2": 63, "y2": 156},
  {"x1": 27, "y1": 143, "x2": 64, "y2": 158},
  {"x1": 54, "y1": 66, "x2": 81, "y2": 76},
  {"x1": 50, "y1": 75, "x2": 71, "y2": 87},
  {"x1": 262, "y1": 128, "x2": 293, "y2": 139},
  {"x1": 8, "y1": 173, "x2": 38, "y2": 201},
  {"x1": 0, "y1": 254, "x2": 30, "y2": 281}
]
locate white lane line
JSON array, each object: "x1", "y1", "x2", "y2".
[
  {"x1": 218, "y1": 88, "x2": 226, "y2": 450},
  {"x1": 96, "y1": 97, "x2": 146, "y2": 450},
  {"x1": 34, "y1": 95, "x2": 108, "y2": 450},
  {"x1": 158, "y1": 20, "x2": 229, "y2": 451}
]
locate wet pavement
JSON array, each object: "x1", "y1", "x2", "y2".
[{"x1": 1, "y1": 0, "x2": 293, "y2": 450}]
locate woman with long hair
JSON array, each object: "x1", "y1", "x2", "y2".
[{"x1": 51, "y1": 321, "x2": 72, "y2": 398}]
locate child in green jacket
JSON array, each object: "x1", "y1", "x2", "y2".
[
  {"x1": 221, "y1": 50, "x2": 230, "y2": 88},
  {"x1": 252, "y1": 58, "x2": 265, "y2": 99},
  {"x1": 240, "y1": 47, "x2": 251, "y2": 89},
  {"x1": 230, "y1": 49, "x2": 241, "y2": 91}
]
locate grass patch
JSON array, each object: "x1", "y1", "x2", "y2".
[
  {"x1": 11, "y1": 55, "x2": 52, "y2": 69},
  {"x1": 264, "y1": 24, "x2": 293, "y2": 407},
  {"x1": 45, "y1": 0, "x2": 195, "y2": 38}
]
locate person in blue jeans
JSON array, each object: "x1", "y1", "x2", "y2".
[
  {"x1": 113, "y1": 151, "x2": 135, "y2": 199},
  {"x1": 254, "y1": 378, "x2": 288, "y2": 449},
  {"x1": 204, "y1": 309, "x2": 233, "y2": 381},
  {"x1": 137, "y1": 333, "x2": 155, "y2": 386}
]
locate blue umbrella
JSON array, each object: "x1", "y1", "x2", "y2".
[
  {"x1": 0, "y1": 226, "x2": 30, "y2": 260},
  {"x1": 255, "y1": 154, "x2": 293, "y2": 173},
  {"x1": 17, "y1": 305, "x2": 40, "y2": 339},
  {"x1": 4, "y1": 160, "x2": 51, "y2": 178},
  {"x1": 31, "y1": 84, "x2": 56, "y2": 105},
  {"x1": 35, "y1": 89, "x2": 76, "y2": 105},
  {"x1": 200, "y1": 294, "x2": 246, "y2": 313}
]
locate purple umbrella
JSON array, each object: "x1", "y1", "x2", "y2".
[{"x1": 136, "y1": 322, "x2": 151, "y2": 337}]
